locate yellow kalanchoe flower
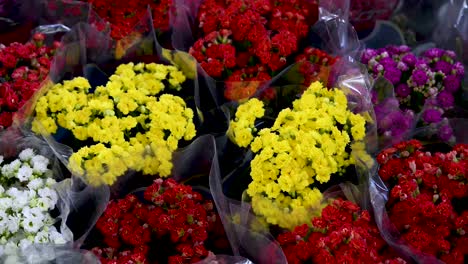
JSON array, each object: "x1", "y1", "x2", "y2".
[
  {"x1": 227, "y1": 98, "x2": 265, "y2": 147},
  {"x1": 229, "y1": 81, "x2": 371, "y2": 229},
  {"x1": 33, "y1": 63, "x2": 195, "y2": 186}
]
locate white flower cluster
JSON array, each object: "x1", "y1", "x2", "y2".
[{"x1": 0, "y1": 148, "x2": 67, "y2": 257}]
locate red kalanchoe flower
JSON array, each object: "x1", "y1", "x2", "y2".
[
  {"x1": 193, "y1": 0, "x2": 319, "y2": 100},
  {"x1": 295, "y1": 47, "x2": 338, "y2": 87},
  {"x1": 91, "y1": 179, "x2": 228, "y2": 263},
  {"x1": 277, "y1": 198, "x2": 406, "y2": 264},
  {"x1": 377, "y1": 140, "x2": 468, "y2": 261},
  {"x1": 0, "y1": 33, "x2": 56, "y2": 129},
  {"x1": 83, "y1": 0, "x2": 173, "y2": 40}
]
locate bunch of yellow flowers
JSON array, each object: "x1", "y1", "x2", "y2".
[
  {"x1": 32, "y1": 62, "x2": 196, "y2": 186},
  {"x1": 229, "y1": 81, "x2": 369, "y2": 229}
]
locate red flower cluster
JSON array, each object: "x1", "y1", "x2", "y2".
[
  {"x1": 378, "y1": 140, "x2": 468, "y2": 263},
  {"x1": 0, "y1": 33, "x2": 58, "y2": 129},
  {"x1": 277, "y1": 199, "x2": 406, "y2": 264},
  {"x1": 189, "y1": 0, "x2": 319, "y2": 100},
  {"x1": 83, "y1": 0, "x2": 172, "y2": 40},
  {"x1": 295, "y1": 47, "x2": 338, "y2": 87},
  {"x1": 92, "y1": 179, "x2": 228, "y2": 264}
]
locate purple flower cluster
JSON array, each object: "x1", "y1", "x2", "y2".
[
  {"x1": 373, "y1": 98, "x2": 414, "y2": 145},
  {"x1": 362, "y1": 46, "x2": 465, "y2": 143}
]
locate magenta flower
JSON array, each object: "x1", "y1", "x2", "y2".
[
  {"x1": 401, "y1": 53, "x2": 417, "y2": 67},
  {"x1": 434, "y1": 60, "x2": 453, "y2": 75},
  {"x1": 411, "y1": 69, "x2": 428, "y2": 86},
  {"x1": 395, "y1": 84, "x2": 411, "y2": 98},
  {"x1": 443, "y1": 75, "x2": 461, "y2": 93},
  {"x1": 384, "y1": 67, "x2": 402, "y2": 85},
  {"x1": 422, "y1": 108, "x2": 443, "y2": 124},
  {"x1": 423, "y1": 48, "x2": 445, "y2": 59},
  {"x1": 436, "y1": 92, "x2": 455, "y2": 109}
]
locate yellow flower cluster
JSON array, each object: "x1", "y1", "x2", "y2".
[
  {"x1": 227, "y1": 98, "x2": 265, "y2": 147},
  {"x1": 32, "y1": 62, "x2": 196, "y2": 186},
  {"x1": 230, "y1": 81, "x2": 369, "y2": 229}
]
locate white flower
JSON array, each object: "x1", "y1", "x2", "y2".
[
  {"x1": 21, "y1": 207, "x2": 45, "y2": 233},
  {"x1": 7, "y1": 189, "x2": 30, "y2": 211},
  {"x1": 6, "y1": 215, "x2": 20, "y2": 233},
  {"x1": 31, "y1": 155, "x2": 49, "y2": 174},
  {"x1": 0, "y1": 155, "x2": 3, "y2": 165},
  {"x1": 21, "y1": 218, "x2": 44, "y2": 234},
  {"x1": 45, "y1": 178, "x2": 56, "y2": 187},
  {"x1": 27, "y1": 178, "x2": 44, "y2": 190},
  {"x1": 38, "y1": 188, "x2": 58, "y2": 208},
  {"x1": 16, "y1": 165, "x2": 33, "y2": 182},
  {"x1": 36, "y1": 197, "x2": 53, "y2": 211},
  {"x1": 0, "y1": 185, "x2": 4, "y2": 195},
  {"x1": 0, "y1": 211, "x2": 8, "y2": 234},
  {"x1": 21, "y1": 207, "x2": 44, "y2": 220},
  {"x1": 0, "y1": 197, "x2": 13, "y2": 211},
  {"x1": 9, "y1": 160, "x2": 21, "y2": 171},
  {"x1": 1, "y1": 164, "x2": 14, "y2": 178},
  {"x1": 18, "y1": 149, "x2": 35, "y2": 162},
  {"x1": 33, "y1": 230, "x2": 50, "y2": 243}
]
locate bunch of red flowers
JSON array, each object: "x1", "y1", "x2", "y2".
[
  {"x1": 277, "y1": 199, "x2": 406, "y2": 264},
  {"x1": 83, "y1": 0, "x2": 172, "y2": 40},
  {"x1": 91, "y1": 179, "x2": 229, "y2": 264},
  {"x1": 377, "y1": 140, "x2": 468, "y2": 263},
  {"x1": 0, "y1": 33, "x2": 58, "y2": 129},
  {"x1": 295, "y1": 47, "x2": 338, "y2": 87},
  {"x1": 189, "y1": 0, "x2": 319, "y2": 100}
]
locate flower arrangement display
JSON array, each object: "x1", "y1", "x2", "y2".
[
  {"x1": 377, "y1": 140, "x2": 468, "y2": 263},
  {"x1": 228, "y1": 81, "x2": 370, "y2": 229},
  {"x1": 277, "y1": 199, "x2": 407, "y2": 264},
  {"x1": 0, "y1": 33, "x2": 58, "y2": 129},
  {"x1": 82, "y1": 0, "x2": 173, "y2": 40},
  {"x1": 189, "y1": 0, "x2": 319, "y2": 101},
  {"x1": 32, "y1": 62, "x2": 196, "y2": 186},
  {"x1": 90, "y1": 178, "x2": 228, "y2": 264},
  {"x1": 361, "y1": 46, "x2": 465, "y2": 143},
  {"x1": 0, "y1": 148, "x2": 67, "y2": 255}
]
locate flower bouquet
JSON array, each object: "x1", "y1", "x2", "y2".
[
  {"x1": 372, "y1": 139, "x2": 468, "y2": 263},
  {"x1": 0, "y1": 127, "x2": 111, "y2": 263},
  {"x1": 180, "y1": 0, "x2": 325, "y2": 101},
  {"x1": 0, "y1": 33, "x2": 59, "y2": 129},
  {"x1": 227, "y1": 81, "x2": 372, "y2": 229},
  {"x1": 88, "y1": 178, "x2": 229, "y2": 264},
  {"x1": 32, "y1": 62, "x2": 196, "y2": 186},
  {"x1": 361, "y1": 45, "x2": 465, "y2": 144},
  {"x1": 277, "y1": 198, "x2": 406, "y2": 264},
  {"x1": 0, "y1": 147, "x2": 68, "y2": 258}
]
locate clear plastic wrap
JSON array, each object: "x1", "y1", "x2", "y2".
[
  {"x1": 432, "y1": 0, "x2": 468, "y2": 61},
  {"x1": 391, "y1": 0, "x2": 446, "y2": 46},
  {"x1": 0, "y1": 127, "x2": 109, "y2": 263},
  {"x1": 315, "y1": 0, "x2": 363, "y2": 59}
]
